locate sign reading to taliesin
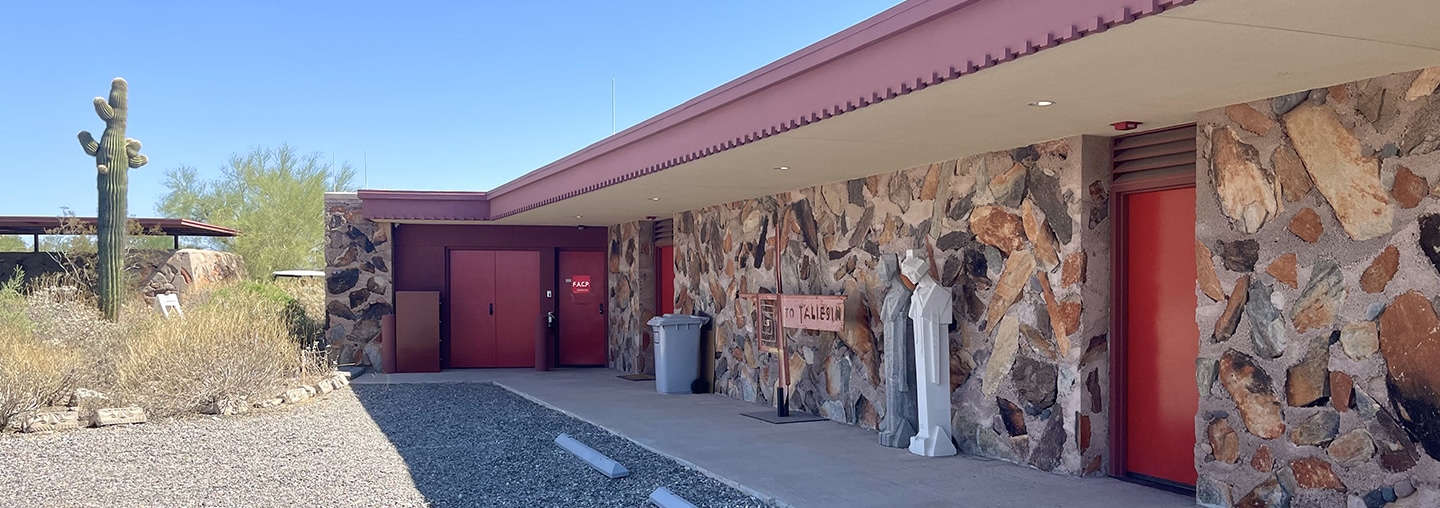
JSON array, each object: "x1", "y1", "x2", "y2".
[
  {"x1": 779, "y1": 294, "x2": 845, "y2": 332},
  {"x1": 742, "y1": 293, "x2": 848, "y2": 353}
]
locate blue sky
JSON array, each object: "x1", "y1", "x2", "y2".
[{"x1": 0, "y1": 1, "x2": 899, "y2": 217}]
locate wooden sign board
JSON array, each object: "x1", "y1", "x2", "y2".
[
  {"x1": 779, "y1": 294, "x2": 846, "y2": 332},
  {"x1": 742, "y1": 293, "x2": 847, "y2": 353}
]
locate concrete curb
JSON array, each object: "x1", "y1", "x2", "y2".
[{"x1": 489, "y1": 381, "x2": 790, "y2": 508}]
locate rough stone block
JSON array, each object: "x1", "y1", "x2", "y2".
[
  {"x1": 21, "y1": 411, "x2": 81, "y2": 433},
  {"x1": 201, "y1": 399, "x2": 249, "y2": 416},
  {"x1": 317, "y1": 379, "x2": 335, "y2": 394},
  {"x1": 282, "y1": 388, "x2": 309, "y2": 404},
  {"x1": 93, "y1": 407, "x2": 147, "y2": 427}
]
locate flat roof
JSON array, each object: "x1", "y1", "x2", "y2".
[{"x1": 0, "y1": 216, "x2": 239, "y2": 237}]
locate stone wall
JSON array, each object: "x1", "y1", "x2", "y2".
[
  {"x1": 1195, "y1": 66, "x2": 1440, "y2": 507},
  {"x1": 608, "y1": 220, "x2": 656, "y2": 374},
  {"x1": 323, "y1": 193, "x2": 394, "y2": 367},
  {"x1": 664, "y1": 136, "x2": 1113, "y2": 475},
  {"x1": 139, "y1": 249, "x2": 246, "y2": 299}
]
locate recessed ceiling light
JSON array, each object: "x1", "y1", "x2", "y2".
[
  {"x1": 575, "y1": 215, "x2": 583, "y2": 219},
  {"x1": 649, "y1": 197, "x2": 660, "y2": 201},
  {"x1": 774, "y1": 166, "x2": 790, "y2": 171},
  {"x1": 1029, "y1": 100, "x2": 1055, "y2": 107}
]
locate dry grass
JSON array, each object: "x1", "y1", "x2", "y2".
[{"x1": 0, "y1": 269, "x2": 331, "y2": 428}]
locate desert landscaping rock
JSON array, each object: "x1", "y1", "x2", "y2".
[
  {"x1": 92, "y1": 407, "x2": 146, "y2": 427},
  {"x1": 282, "y1": 388, "x2": 309, "y2": 404},
  {"x1": 0, "y1": 384, "x2": 766, "y2": 508},
  {"x1": 21, "y1": 411, "x2": 81, "y2": 433}
]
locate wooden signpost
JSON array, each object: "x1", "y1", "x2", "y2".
[{"x1": 740, "y1": 204, "x2": 847, "y2": 417}]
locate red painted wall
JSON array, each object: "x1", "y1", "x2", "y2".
[{"x1": 392, "y1": 224, "x2": 607, "y2": 367}]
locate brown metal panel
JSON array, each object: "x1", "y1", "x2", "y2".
[{"x1": 395, "y1": 291, "x2": 441, "y2": 373}]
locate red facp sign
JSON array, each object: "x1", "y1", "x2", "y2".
[{"x1": 571, "y1": 275, "x2": 591, "y2": 294}]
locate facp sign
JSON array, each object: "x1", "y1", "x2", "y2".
[{"x1": 571, "y1": 275, "x2": 592, "y2": 294}]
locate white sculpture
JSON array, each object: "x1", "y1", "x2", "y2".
[{"x1": 901, "y1": 249, "x2": 957, "y2": 457}]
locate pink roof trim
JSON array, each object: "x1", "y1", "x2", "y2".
[{"x1": 360, "y1": 0, "x2": 1197, "y2": 222}]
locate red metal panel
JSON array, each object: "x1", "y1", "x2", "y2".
[
  {"x1": 394, "y1": 291, "x2": 440, "y2": 373},
  {"x1": 448, "y1": 250, "x2": 497, "y2": 368},
  {"x1": 494, "y1": 251, "x2": 540, "y2": 368},
  {"x1": 659, "y1": 246, "x2": 675, "y2": 315},
  {"x1": 1123, "y1": 187, "x2": 1200, "y2": 487},
  {"x1": 558, "y1": 251, "x2": 608, "y2": 366}
]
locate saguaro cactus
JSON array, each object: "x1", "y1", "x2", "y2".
[{"x1": 77, "y1": 78, "x2": 148, "y2": 321}]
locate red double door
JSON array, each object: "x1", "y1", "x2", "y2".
[
  {"x1": 449, "y1": 250, "x2": 540, "y2": 368},
  {"x1": 1122, "y1": 186, "x2": 1200, "y2": 487},
  {"x1": 448, "y1": 250, "x2": 608, "y2": 368}
]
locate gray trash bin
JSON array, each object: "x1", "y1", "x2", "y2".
[{"x1": 647, "y1": 314, "x2": 710, "y2": 394}]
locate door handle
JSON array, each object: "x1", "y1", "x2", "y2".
[
  {"x1": 489, "y1": 303, "x2": 494, "y2": 315},
  {"x1": 599, "y1": 303, "x2": 605, "y2": 314}
]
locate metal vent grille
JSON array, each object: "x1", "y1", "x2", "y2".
[
  {"x1": 653, "y1": 218, "x2": 674, "y2": 247},
  {"x1": 1112, "y1": 124, "x2": 1197, "y2": 187}
]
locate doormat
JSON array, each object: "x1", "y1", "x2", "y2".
[
  {"x1": 740, "y1": 411, "x2": 827, "y2": 424},
  {"x1": 617, "y1": 374, "x2": 655, "y2": 381}
]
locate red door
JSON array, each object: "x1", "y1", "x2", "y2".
[
  {"x1": 449, "y1": 250, "x2": 496, "y2": 368},
  {"x1": 658, "y1": 246, "x2": 675, "y2": 315},
  {"x1": 1123, "y1": 187, "x2": 1200, "y2": 487},
  {"x1": 494, "y1": 251, "x2": 540, "y2": 368},
  {"x1": 447, "y1": 250, "x2": 539, "y2": 368},
  {"x1": 558, "y1": 251, "x2": 607, "y2": 366}
]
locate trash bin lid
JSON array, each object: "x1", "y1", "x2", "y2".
[{"x1": 647, "y1": 314, "x2": 711, "y2": 326}]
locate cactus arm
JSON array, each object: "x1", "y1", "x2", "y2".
[
  {"x1": 128, "y1": 154, "x2": 148, "y2": 168},
  {"x1": 78, "y1": 131, "x2": 99, "y2": 156},
  {"x1": 125, "y1": 138, "x2": 142, "y2": 156},
  {"x1": 108, "y1": 78, "x2": 127, "y2": 111},
  {"x1": 93, "y1": 97, "x2": 114, "y2": 120}
]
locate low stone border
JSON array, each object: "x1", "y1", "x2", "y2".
[{"x1": 8, "y1": 371, "x2": 354, "y2": 434}]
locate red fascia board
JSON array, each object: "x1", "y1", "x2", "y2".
[
  {"x1": 483, "y1": 0, "x2": 1194, "y2": 220},
  {"x1": 356, "y1": 189, "x2": 492, "y2": 221}
]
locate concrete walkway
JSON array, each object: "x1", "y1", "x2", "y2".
[{"x1": 354, "y1": 368, "x2": 1194, "y2": 508}]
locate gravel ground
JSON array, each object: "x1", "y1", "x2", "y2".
[{"x1": 0, "y1": 382, "x2": 771, "y2": 508}]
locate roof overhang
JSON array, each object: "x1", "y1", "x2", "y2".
[
  {"x1": 0, "y1": 216, "x2": 239, "y2": 237},
  {"x1": 364, "y1": 0, "x2": 1440, "y2": 227},
  {"x1": 356, "y1": 189, "x2": 490, "y2": 222}
]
